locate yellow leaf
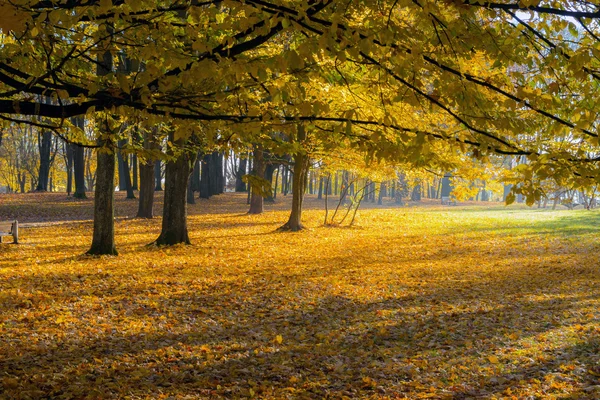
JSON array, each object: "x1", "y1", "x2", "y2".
[
  {"x1": 488, "y1": 355, "x2": 499, "y2": 364},
  {"x1": 276, "y1": 334, "x2": 283, "y2": 344}
]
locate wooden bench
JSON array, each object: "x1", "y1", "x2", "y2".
[
  {"x1": 0, "y1": 220, "x2": 18, "y2": 244},
  {"x1": 441, "y1": 196, "x2": 456, "y2": 206}
]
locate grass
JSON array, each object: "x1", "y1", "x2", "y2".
[{"x1": 0, "y1": 192, "x2": 599, "y2": 399}]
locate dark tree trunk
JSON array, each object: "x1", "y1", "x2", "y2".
[
  {"x1": 191, "y1": 156, "x2": 201, "y2": 193},
  {"x1": 235, "y1": 156, "x2": 247, "y2": 192},
  {"x1": 378, "y1": 182, "x2": 386, "y2": 205},
  {"x1": 70, "y1": 116, "x2": 88, "y2": 199},
  {"x1": 411, "y1": 184, "x2": 422, "y2": 202},
  {"x1": 132, "y1": 154, "x2": 138, "y2": 190},
  {"x1": 282, "y1": 165, "x2": 289, "y2": 195},
  {"x1": 265, "y1": 163, "x2": 276, "y2": 203},
  {"x1": 199, "y1": 153, "x2": 211, "y2": 199},
  {"x1": 137, "y1": 159, "x2": 155, "y2": 218},
  {"x1": 218, "y1": 152, "x2": 225, "y2": 193},
  {"x1": 87, "y1": 142, "x2": 117, "y2": 255},
  {"x1": 248, "y1": 146, "x2": 266, "y2": 214},
  {"x1": 117, "y1": 139, "x2": 135, "y2": 199},
  {"x1": 187, "y1": 173, "x2": 196, "y2": 205},
  {"x1": 154, "y1": 160, "x2": 163, "y2": 191},
  {"x1": 36, "y1": 130, "x2": 52, "y2": 191},
  {"x1": 318, "y1": 176, "x2": 323, "y2": 199},
  {"x1": 208, "y1": 151, "x2": 221, "y2": 196},
  {"x1": 73, "y1": 144, "x2": 87, "y2": 198},
  {"x1": 87, "y1": 46, "x2": 117, "y2": 256},
  {"x1": 153, "y1": 138, "x2": 196, "y2": 246},
  {"x1": 137, "y1": 130, "x2": 156, "y2": 219}
]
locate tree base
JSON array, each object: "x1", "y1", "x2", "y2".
[
  {"x1": 86, "y1": 246, "x2": 118, "y2": 256},
  {"x1": 151, "y1": 233, "x2": 191, "y2": 246},
  {"x1": 278, "y1": 222, "x2": 304, "y2": 232},
  {"x1": 73, "y1": 192, "x2": 87, "y2": 199}
]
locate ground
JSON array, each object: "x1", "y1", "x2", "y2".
[{"x1": 0, "y1": 192, "x2": 599, "y2": 399}]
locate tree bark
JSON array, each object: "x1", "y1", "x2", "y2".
[
  {"x1": 154, "y1": 160, "x2": 163, "y2": 191},
  {"x1": 65, "y1": 142, "x2": 73, "y2": 195},
  {"x1": 153, "y1": 138, "x2": 196, "y2": 245},
  {"x1": 281, "y1": 126, "x2": 309, "y2": 231},
  {"x1": 87, "y1": 44, "x2": 117, "y2": 256},
  {"x1": 87, "y1": 143, "x2": 118, "y2": 255},
  {"x1": 136, "y1": 129, "x2": 156, "y2": 219},
  {"x1": 117, "y1": 139, "x2": 135, "y2": 199},
  {"x1": 235, "y1": 156, "x2": 247, "y2": 192},
  {"x1": 73, "y1": 144, "x2": 87, "y2": 198},
  {"x1": 35, "y1": 130, "x2": 52, "y2": 191},
  {"x1": 248, "y1": 146, "x2": 266, "y2": 214},
  {"x1": 199, "y1": 153, "x2": 211, "y2": 199}
]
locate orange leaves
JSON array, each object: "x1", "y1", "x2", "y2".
[{"x1": 1, "y1": 192, "x2": 600, "y2": 397}]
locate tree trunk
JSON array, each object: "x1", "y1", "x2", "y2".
[
  {"x1": 235, "y1": 156, "x2": 247, "y2": 192},
  {"x1": 154, "y1": 159, "x2": 163, "y2": 191},
  {"x1": 318, "y1": 176, "x2": 323, "y2": 199},
  {"x1": 281, "y1": 126, "x2": 308, "y2": 231},
  {"x1": 87, "y1": 46, "x2": 117, "y2": 256},
  {"x1": 132, "y1": 154, "x2": 138, "y2": 190},
  {"x1": 117, "y1": 139, "x2": 135, "y2": 199},
  {"x1": 36, "y1": 130, "x2": 52, "y2": 191},
  {"x1": 153, "y1": 138, "x2": 196, "y2": 246},
  {"x1": 265, "y1": 163, "x2": 276, "y2": 203},
  {"x1": 137, "y1": 159, "x2": 155, "y2": 218},
  {"x1": 187, "y1": 173, "x2": 195, "y2": 205},
  {"x1": 199, "y1": 153, "x2": 211, "y2": 199},
  {"x1": 248, "y1": 146, "x2": 266, "y2": 214},
  {"x1": 136, "y1": 130, "x2": 156, "y2": 219},
  {"x1": 70, "y1": 116, "x2": 87, "y2": 198},
  {"x1": 378, "y1": 182, "x2": 386, "y2": 205},
  {"x1": 280, "y1": 152, "x2": 309, "y2": 231},
  {"x1": 87, "y1": 142, "x2": 117, "y2": 255},
  {"x1": 66, "y1": 142, "x2": 73, "y2": 195}
]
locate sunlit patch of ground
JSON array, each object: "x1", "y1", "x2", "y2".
[{"x1": 1, "y1": 192, "x2": 599, "y2": 399}]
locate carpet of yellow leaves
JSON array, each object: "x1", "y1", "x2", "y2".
[{"x1": 1, "y1": 193, "x2": 599, "y2": 399}]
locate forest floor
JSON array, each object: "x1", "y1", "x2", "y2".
[{"x1": 0, "y1": 192, "x2": 599, "y2": 399}]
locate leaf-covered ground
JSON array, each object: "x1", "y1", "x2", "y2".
[{"x1": 1, "y1": 193, "x2": 599, "y2": 399}]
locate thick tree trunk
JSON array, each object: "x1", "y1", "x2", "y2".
[
  {"x1": 248, "y1": 146, "x2": 266, "y2": 214},
  {"x1": 137, "y1": 159, "x2": 155, "y2": 218},
  {"x1": 136, "y1": 129, "x2": 156, "y2": 218},
  {"x1": 153, "y1": 139, "x2": 196, "y2": 246},
  {"x1": 199, "y1": 153, "x2": 211, "y2": 199},
  {"x1": 235, "y1": 157, "x2": 247, "y2": 192},
  {"x1": 87, "y1": 142, "x2": 117, "y2": 255},
  {"x1": 88, "y1": 46, "x2": 117, "y2": 256},
  {"x1": 36, "y1": 130, "x2": 52, "y2": 191}
]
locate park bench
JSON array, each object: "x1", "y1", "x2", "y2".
[
  {"x1": 441, "y1": 196, "x2": 456, "y2": 206},
  {"x1": 0, "y1": 220, "x2": 18, "y2": 244}
]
